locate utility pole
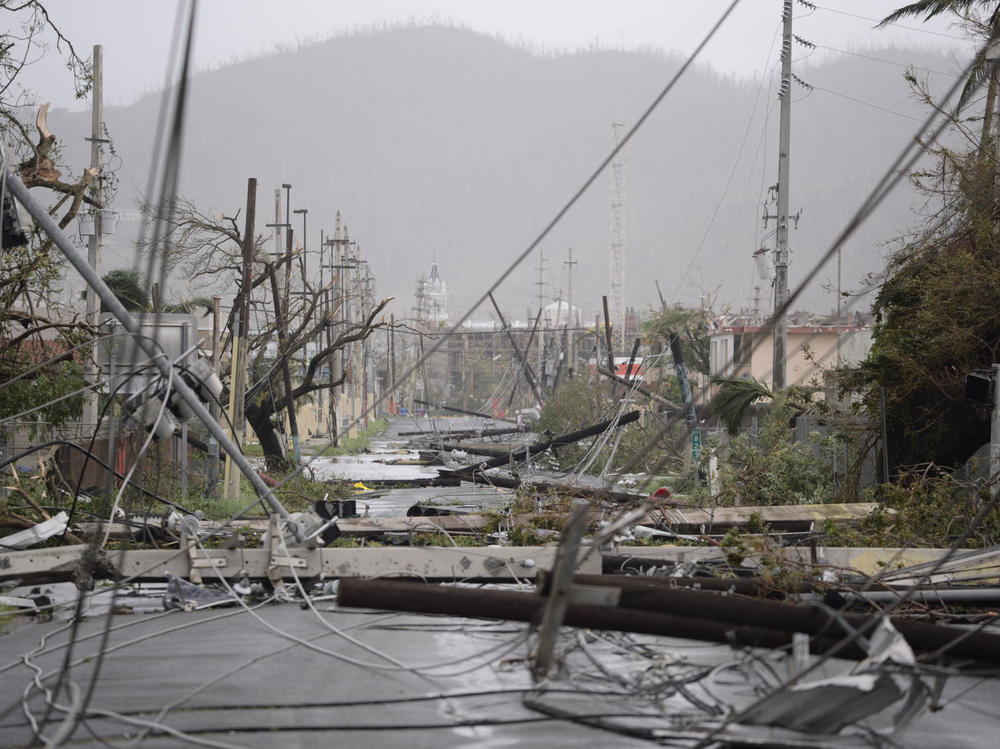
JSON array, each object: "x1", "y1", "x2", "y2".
[
  {"x1": 206, "y1": 295, "x2": 221, "y2": 498},
  {"x1": 610, "y1": 120, "x2": 626, "y2": 354},
  {"x1": 83, "y1": 44, "x2": 103, "y2": 427},
  {"x1": 268, "y1": 260, "x2": 301, "y2": 465},
  {"x1": 772, "y1": 0, "x2": 793, "y2": 390},
  {"x1": 489, "y1": 293, "x2": 544, "y2": 409},
  {"x1": 565, "y1": 247, "x2": 577, "y2": 374},
  {"x1": 536, "y1": 250, "x2": 546, "y2": 388},
  {"x1": 225, "y1": 177, "x2": 256, "y2": 502},
  {"x1": 323, "y1": 226, "x2": 338, "y2": 441}
]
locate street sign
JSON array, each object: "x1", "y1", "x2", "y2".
[{"x1": 691, "y1": 426, "x2": 702, "y2": 461}]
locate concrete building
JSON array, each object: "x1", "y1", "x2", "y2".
[{"x1": 709, "y1": 321, "x2": 872, "y2": 392}]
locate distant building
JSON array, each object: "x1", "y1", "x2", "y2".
[
  {"x1": 708, "y1": 320, "x2": 872, "y2": 392},
  {"x1": 418, "y1": 261, "x2": 448, "y2": 324},
  {"x1": 542, "y1": 299, "x2": 583, "y2": 328}
]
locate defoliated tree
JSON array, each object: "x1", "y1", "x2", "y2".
[
  {"x1": 1, "y1": 2, "x2": 102, "y2": 426},
  {"x1": 147, "y1": 198, "x2": 390, "y2": 470}
]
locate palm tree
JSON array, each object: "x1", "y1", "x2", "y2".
[{"x1": 881, "y1": 2, "x2": 1000, "y2": 157}]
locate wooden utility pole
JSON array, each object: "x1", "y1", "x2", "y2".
[
  {"x1": 83, "y1": 44, "x2": 103, "y2": 427},
  {"x1": 772, "y1": 0, "x2": 793, "y2": 389},
  {"x1": 489, "y1": 293, "x2": 544, "y2": 409},
  {"x1": 268, "y1": 260, "x2": 301, "y2": 465},
  {"x1": 225, "y1": 177, "x2": 256, "y2": 502},
  {"x1": 283, "y1": 220, "x2": 302, "y2": 461},
  {"x1": 602, "y1": 295, "x2": 615, "y2": 377}
]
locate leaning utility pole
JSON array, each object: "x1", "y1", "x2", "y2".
[
  {"x1": 268, "y1": 260, "x2": 301, "y2": 465},
  {"x1": 83, "y1": 44, "x2": 103, "y2": 427},
  {"x1": 772, "y1": 0, "x2": 793, "y2": 389}
]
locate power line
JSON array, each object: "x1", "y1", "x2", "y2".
[
  {"x1": 811, "y1": 82, "x2": 925, "y2": 122},
  {"x1": 671, "y1": 19, "x2": 783, "y2": 301},
  {"x1": 811, "y1": 41, "x2": 963, "y2": 78},
  {"x1": 291, "y1": 0, "x2": 746, "y2": 464},
  {"x1": 812, "y1": 4, "x2": 970, "y2": 42}
]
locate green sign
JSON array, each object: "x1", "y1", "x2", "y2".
[{"x1": 691, "y1": 427, "x2": 702, "y2": 461}]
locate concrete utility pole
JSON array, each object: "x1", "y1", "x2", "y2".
[
  {"x1": 206, "y1": 295, "x2": 221, "y2": 498},
  {"x1": 565, "y1": 247, "x2": 577, "y2": 374},
  {"x1": 772, "y1": 0, "x2": 793, "y2": 389},
  {"x1": 536, "y1": 250, "x2": 546, "y2": 388},
  {"x1": 84, "y1": 44, "x2": 103, "y2": 427},
  {"x1": 609, "y1": 120, "x2": 626, "y2": 354}
]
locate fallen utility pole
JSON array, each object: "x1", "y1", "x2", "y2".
[
  {"x1": 602, "y1": 295, "x2": 616, "y2": 384},
  {"x1": 537, "y1": 573, "x2": 1000, "y2": 666},
  {"x1": 596, "y1": 367, "x2": 676, "y2": 407},
  {"x1": 413, "y1": 399, "x2": 511, "y2": 422},
  {"x1": 440, "y1": 410, "x2": 641, "y2": 476},
  {"x1": 4, "y1": 171, "x2": 290, "y2": 519},
  {"x1": 336, "y1": 578, "x2": 868, "y2": 661},
  {"x1": 337, "y1": 578, "x2": 1000, "y2": 667},
  {"x1": 505, "y1": 307, "x2": 544, "y2": 413},
  {"x1": 488, "y1": 293, "x2": 544, "y2": 409},
  {"x1": 533, "y1": 505, "x2": 588, "y2": 679},
  {"x1": 403, "y1": 426, "x2": 525, "y2": 439},
  {"x1": 463, "y1": 473, "x2": 646, "y2": 504}
]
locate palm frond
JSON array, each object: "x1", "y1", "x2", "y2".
[
  {"x1": 711, "y1": 376, "x2": 774, "y2": 435},
  {"x1": 879, "y1": 1, "x2": 986, "y2": 27}
]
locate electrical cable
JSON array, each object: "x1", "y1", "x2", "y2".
[
  {"x1": 0, "y1": 440, "x2": 196, "y2": 513},
  {"x1": 259, "y1": 0, "x2": 745, "y2": 497},
  {"x1": 812, "y1": 82, "x2": 926, "y2": 122},
  {"x1": 672, "y1": 22, "x2": 782, "y2": 301},
  {"x1": 811, "y1": 41, "x2": 963, "y2": 79},
  {"x1": 812, "y1": 4, "x2": 970, "y2": 42}
]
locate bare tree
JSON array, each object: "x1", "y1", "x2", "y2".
[
  {"x1": 146, "y1": 198, "x2": 390, "y2": 469},
  {"x1": 1, "y1": 2, "x2": 104, "y2": 425}
]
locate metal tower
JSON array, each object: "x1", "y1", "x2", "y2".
[{"x1": 609, "y1": 121, "x2": 626, "y2": 353}]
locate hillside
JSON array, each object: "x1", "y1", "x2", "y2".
[{"x1": 48, "y1": 25, "x2": 959, "y2": 322}]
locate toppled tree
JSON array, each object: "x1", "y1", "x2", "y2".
[
  {"x1": 1, "y1": 2, "x2": 102, "y2": 426},
  {"x1": 144, "y1": 199, "x2": 390, "y2": 470}
]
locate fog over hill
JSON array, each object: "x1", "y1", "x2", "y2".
[{"x1": 48, "y1": 25, "x2": 961, "y2": 323}]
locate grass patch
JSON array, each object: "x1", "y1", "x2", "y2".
[{"x1": 314, "y1": 419, "x2": 389, "y2": 456}]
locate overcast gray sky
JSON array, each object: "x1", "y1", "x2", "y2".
[{"x1": 21, "y1": 0, "x2": 972, "y2": 111}]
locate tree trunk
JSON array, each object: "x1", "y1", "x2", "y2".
[{"x1": 245, "y1": 402, "x2": 290, "y2": 472}]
